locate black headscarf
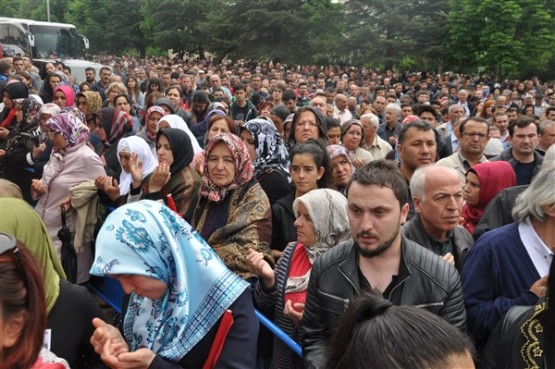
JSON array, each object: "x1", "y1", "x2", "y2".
[
  {"x1": 4, "y1": 82, "x2": 29, "y2": 100},
  {"x1": 156, "y1": 128, "x2": 194, "y2": 174}
]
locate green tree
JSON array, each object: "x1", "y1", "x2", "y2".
[{"x1": 447, "y1": 0, "x2": 555, "y2": 77}]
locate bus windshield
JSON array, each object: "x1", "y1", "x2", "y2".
[
  {"x1": 29, "y1": 24, "x2": 81, "y2": 59},
  {"x1": 0, "y1": 23, "x2": 28, "y2": 56}
]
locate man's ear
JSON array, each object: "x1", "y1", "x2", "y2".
[
  {"x1": 3, "y1": 311, "x2": 26, "y2": 348},
  {"x1": 413, "y1": 196, "x2": 422, "y2": 214}
]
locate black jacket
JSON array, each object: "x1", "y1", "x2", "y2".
[
  {"x1": 402, "y1": 214, "x2": 473, "y2": 270},
  {"x1": 491, "y1": 148, "x2": 543, "y2": 185},
  {"x1": 270, "y1": 191, "x2": 296, "y2": 252},
  {"x1": 301, "y1": 237, "x2": 467, "y2": 369}
]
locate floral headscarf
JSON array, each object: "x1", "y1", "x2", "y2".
[
  {"x1": 80, "y1": 91, "x2": 103, "y2": 119},
  {"x1": 201, "y1": 133, "x2": 254, "y2": 202},
  {"x1": 95, "y1": 107, "x2": 132, "y2": 145},
  {"x1": 241, "y1": 118, "x2": 290, "y2": 178},
  {"x1": 326, "y1": 144, "x2": 354, "y2": 176},
  {"x1": 44, "y1": 112, "x2": 89, "y2": 152},
  {"x1": 13, "y1": 98, "x2": 41, "y2": 126},
  {"x1": 90, "y1": 200, "x2": 248, "y2": 361},
  {"x1": 144, "y1": 105, "x2": 166, "y2": 140}
]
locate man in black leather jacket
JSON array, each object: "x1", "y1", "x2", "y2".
[{"x1": 301, "y1": 160, "x2": 466, "y2": 369}]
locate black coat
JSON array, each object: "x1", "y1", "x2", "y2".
[{"x1": 270, "y1": 191, "x2": 296, "y2": 251}]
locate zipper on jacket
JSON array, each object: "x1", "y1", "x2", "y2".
[
  {"x1": 339, "y1": 268, "x2": 360, "y2": 295},
  {"x1": 318, "y1": 289, "x2": 350, "y2": 311},
  {"x1": 413, "y1": 302, "x2": 444, "y2": 308}
]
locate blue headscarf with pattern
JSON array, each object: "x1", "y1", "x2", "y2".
[{"x1": 90, "y1": 200, "x2": 249, "y2": 361}]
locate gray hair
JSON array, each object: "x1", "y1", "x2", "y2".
[
  {"x1": 512, "y1": 165, "x2": 555, "y2": 222},
  {"x1": 543, "y1": 144, "x2": 555, "y2": 166},
  {"x1": 360, "y1": 113, "x2": 380, "y2": 129},
  {"x1": 385, "y1": 103, "x2": 401, "y2": 115},
  {"x1": 539, "y1": 120, "x2": 555, "y2": 134},
  {"x1": 410, "y1": 165, "x2": 460, "y2": 201}
]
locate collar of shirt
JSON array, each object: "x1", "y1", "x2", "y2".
[{"x1": 519, "y1": 218, "x2": 553, "y2": 276}]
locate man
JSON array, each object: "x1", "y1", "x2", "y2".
[
  {"x1": 457, "y1": 89, "x2": 471, "y2": 117},
  {"x1": 308, "y1": 96, "x2": 327, "y2": 116},
  {"x1": 417, "y1": 104, "x2": 439, "y2": 127},
  {"x1": 380, "y1": 103, "x2": 403, "y2": 146},
  {"x1": 230, "y1": 82, "x2": 257, "y2": 124},
  {"x1": 462, "y1": 165, "x2": 554, "y2": 350},
  {"x1": 491, "y1": 111, "x2": 510, "y2": 149},
  {"x1": 436, "y1": 104, "x2": 465, "y2": 139},
  {"x1": 271, "y1": 84, "x2": 285, "y2": 107},
  {"x1": 492, "y1": 118, "x2": 544, "y2": 185},
  {"x1": 416, "y1": 90, "x2": 430, "y2": 105},
  {"x1": 404, "y1": 165, "x2": 473, "y2": 270},
  {"x1": 397, "y1": 121, "x2": 437, "y2": 220},
  {"x1": 333, "y1": 93, "x2": 353, "y2": 124},
  {"x1": 372, "y1": 95, "x2": 387, "y2": 120},
  {"x1": 209, "y1": 74, "x2": 232, "y2": 98},
  {"x1": 536, "y1": 120, "x2": 555, "y2": 156},
  {"x1": 296, "y1": 81, "x2": 310, "y2": 107},
  {"x1": 282, "y1": 89, "x2": 298, "y2": 114},
  {"x1": 85, "y1": 67, "x2": 96, "y2": 85},
  {"x1": 249, "y1": 73, "x2": 267, "y2": 100},
  {"x1": 544, "y1": 106, "x2": 555, "y2": 121},
  {"x1": 161, "y1": 71, "x2": 172, "y2": 92},
  {"x1": 12, "y1": 56, "x2": 25, "y2": 73},
  {"x1": 360, "y1": 113, "x2": 392, "y2": 160},
  {"x1": 93, "y1": 67, "x2": 112, "y2": 100},
  {"x1": 179, "y1": 73, "x2": 195, "y2": 107},
  {"x1": 437, "y1": 117, "x2": 489, "y2": 180},
  {"x1": 302, "y1": 160, "x2": 466, "y2": 368}
]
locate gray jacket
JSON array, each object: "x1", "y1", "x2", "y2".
[
  {"x1": 402, "y1": 214, "x2": 473, "y2": 270},
  {"x1": 301, "y1": 237, "x2": 466, "y2": 369}
]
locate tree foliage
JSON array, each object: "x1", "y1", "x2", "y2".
[{"x1": 1, "y1": 0, "x2": 554, "y2": 78}]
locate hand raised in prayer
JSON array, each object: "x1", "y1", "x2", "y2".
[
  {"x1": 101, "y1": 346, "x2": 156, "y2": 369},
  {"x1": 129, "y1": 152, "x2": 143, "y2": 189},
  {"x1": 148, "y1": 163, "x2": 171, "y2": 193},
  {"x1": 0, "y1": 127, "x2": 9, "y2": 140},
  {"x1": 246, "y1": 248, "x2": 275, "y2": 288},
  {"x1": 284, "y1": 300, "x2": 304, "y2": 326},
  {"x1": 91, "y1": 318, "x2": 129, "y2": 357},
  {"x1": 352, "y1": 158, "x2": 367, "y2": 169},
  {"x1": 95, "y1": 175, "x2": 121, "y2": 201},
  {"x1": 32, "y1": 143, "x2": 46, "y2": 160}
]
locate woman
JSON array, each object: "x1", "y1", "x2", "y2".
[
  {"x1": 136, "y1": 105, "x2": 165, "y2": 152},
  {"x1": 0, "y1": 97, "x2": 42, "y2": 203},
  {"x1": 125, "y1": 75, "x2": 143, "y2": 108},
  {"x1": 96, "y1": 135, "x2": 158, "y2": 205},
  {"x1": 326, "y1": 145, "x2": 354, "y2": 194},
  {"x1": 288, "y1": 106, "x2": 327, "y2": 148},
  {"x1": 78, "y1": 81, "x2": 92, "y2": 92},
  {"x1": 190, "y1": 91, "x2": 211, "y2": 138},
  {"x1": 0, "y1": 235, "x2": 69, "y2": 369},
  {"x1": 271, "y1": 140, "x2": 331, "y2": 258},
  {"x1": 462, "y1": 161, "x2": 516, "y2": 234},
  {"x1": 90, "y1": 201, "x2": 258, "y2": 368},
  {"x1": 94, "y1": 107, "x2": 133, "y2": 178},
  {"x1": 32, "y1": 112, "x2": 106, "y2": 282},
  {"x1": 247, "y1": 189, "x2": 350, "y2": 369},
  {"x1": 143, "y1": 78, "x2": 162, "y2": 108},
  {"x1": 186, "y1": 133, "x2": 273, "y2": 281},
  {"x1": 76, "y1": 91, "x2": 103, "y2": 131},
  {"x1": 340, "y1": 119, "x2": 373, "y2": 168},
  {"x1": 192, "y1": 111, "x2": 235, "y2": 175},
  {"x1": 326, "y1": 291, "x2": 475, "y2": 369},
  {"x1": 0, "y1": 198, "x2": 106, "y2": 368},
  {"x1": 114, "y1": 93, "x2": 141, "y2": 132},
  {"x1": 156, "y1": 114, "x2": 202, "y2": 155},
  {"x1": 240, "y1": 118, "x2": 290, "y2": 205},
  {"x1": 40, "y1": 73, "x2": 62, "y2": 104},
  {"x1": 52, "y1": 85, "x2": 75, "y2": 109},
  {"x1": 103, "y1": 81, "x2": 128, "y2": 108},
  {"x1": 1, "y1": 81, "x2": 29, "y2": 129},
  {"x1": 128, "y1": 128, "x2": 201, "y2": 217}
]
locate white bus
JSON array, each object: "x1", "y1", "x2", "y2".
[{"x1": 0, "y1": 17, "x2": 89, "y2": 59}]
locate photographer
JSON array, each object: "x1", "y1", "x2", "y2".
[{"x1": 0, "y1": 97, "x2": 45, "y2": 203}]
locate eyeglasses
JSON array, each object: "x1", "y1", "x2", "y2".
[{"x1": 462, "y1": 132, "x2": 487, "y2": 139}]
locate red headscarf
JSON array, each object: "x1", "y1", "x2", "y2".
[{"x1": 462, "y1": 161, "x2": 516, "y2": 233}]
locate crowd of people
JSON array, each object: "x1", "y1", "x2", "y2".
[{"x1": 0, "y1": 53, "x2": 554, "y2": 369}]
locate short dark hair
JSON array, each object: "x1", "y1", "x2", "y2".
[
  {"x1": 85, "y1": 67, "x2": 95, "y2": 73},
  {"x1": 233, "y1": 82, "x2": 246, "y2": 93},
  {"x1": 509, "y1": 117, "x2": 539, "y2": 137},
  {"x1": 459, "y1": 116, "x2": 489, "y2": 135},
  {"x1": 398, "y1": 120, "x2": 434, "y2": 145},
  {"x1": 326, "y1": 290, "x2": 473, "y2": 369},
  {"x1": 283, "y1": 89, "x2": 297, "y2": 102},
  {"x1": 100, "y1": 66, "x2": 111, "y2": 74},
  {"x1": 346, "y1": 160, "x2": 408, "y2": 208},
  {"x1": 326, "y1": 118, "x2": 341, "y2": 130}
]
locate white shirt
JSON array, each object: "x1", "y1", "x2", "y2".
[{"x1": 519, "y1": 219, "x2": 553, "y2": 276}]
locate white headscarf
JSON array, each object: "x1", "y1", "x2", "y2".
[
  {"x1": 156, "y1": 114, "x2": 202, "y2": 155},
  {"x1": 117, "y1": 136, "x2": 158, "y2": 195}
]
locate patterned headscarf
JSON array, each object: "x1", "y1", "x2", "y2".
[
  {"x1": 13, "y1": 98, "x2": 41, "y2": 125},
  {"x1": 145, "y1": 105, "x2": 166, "y2": 140},
  {"x1": 95, "y1": 107, "x2": 132, "y2": 145},
  {"x1": 44, "y1": 112, "x2": 90, "y2": 152},
  {"x1": 241, "y1": 118, "x2": 290, "y2": 178},
  {"x1": 201, "y1": 133, "x2": 254, "y2": 202},
  {"x1": 90, "y1": 200, "x2": 248, "y2": 361},
  {"x1": 117, "y1": 136, "x2": 158, "y2": 196},
  {"x1": 326, "y1": 144, "x2": 354, "y2": 187},
  {"x1": 80, "y1": 91, "x2": 103, "y2": 119}
]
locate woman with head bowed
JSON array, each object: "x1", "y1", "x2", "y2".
[
  {"x1": 32, "y1": 112, "x2": 106, "y2": 283},
  {"x1": 127, "y1": 128, "x2": 201, "y2": 217},
  {"x1": 0, "y1": 198, "x2": 106, "y2": 368},
  {"x1": 239, "y1": 117, "x2": 291, "y2": 205},
  {"x1": 247, "y1": 188, "x2": 351, "y2": 369},
  {"x1": 93, "y1": 107, "x2": 133, "y2": 178},
  {"x1": 90, "y1": 200, "x2": 258, "y2": 368},
  {"x1": 136, "y1": 105, "x2": 165, "y2": 152},
  {"x1": 76, "y1": 91, "x2": 103, "y2": 131},
  {"x1": 462, "y1": 161, "x2": 517, "y2": 234},
  {"x1": 326, "y1": 145, "x2": 354, "y2": 195},
  {"x1": 186, "y1": 133, "x2": 274, "y2": 281}
]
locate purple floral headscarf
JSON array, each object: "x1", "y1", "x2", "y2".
[{"x1": 45, "y1": 112, "x2": 90, "y2": 152}]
